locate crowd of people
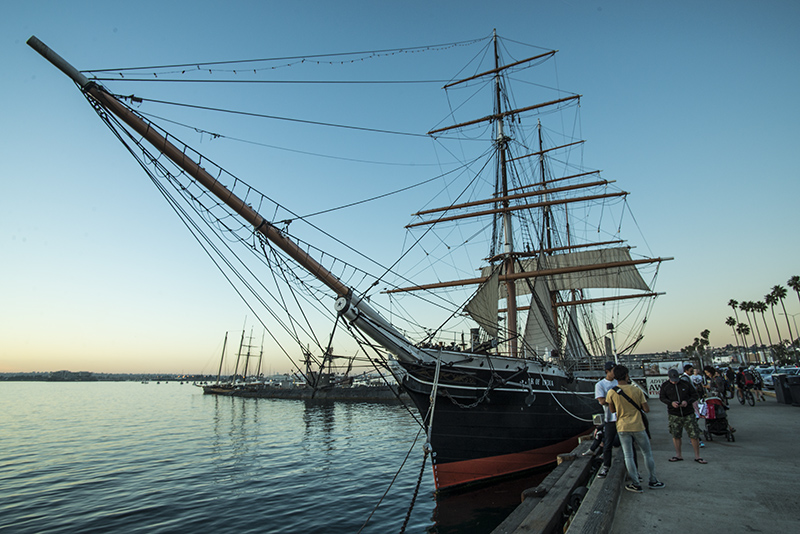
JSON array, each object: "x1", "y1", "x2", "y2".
[{"x1": 590, "y1": 361, "x2": 766, "y2": 494}]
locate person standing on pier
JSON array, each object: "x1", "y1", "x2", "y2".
[
  {"x1": 680, "y1": 363, "x2": 695, "y2": 388},
  {"x1": 660, "y1": 368, "x2": 706, "y2": 464},
  {"x1": 684, "y1": 364, "x2": 706, "y2": 448},
  {"x1": 594, "y1": 361, "x2": 619, "y2": 479},
  {"x1": 725, "y1": 367, "x2": 736, "y2": 398},
  {"x1": 606, "y1": 365, "x2": 664, "y2": 492},
  {"x1": 691, "y1": 368, "x2": 705, "y2": 398}
]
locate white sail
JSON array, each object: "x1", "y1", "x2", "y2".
[
  {"x1": 526, "y1": 247, "x2": 650, "y2": 294},
  {"x1": 521, "y1": 276, "x2": 559, "y2": 354},
  {"x1": 564, "y1": 305, "x2": 592, "y2": 361},
  {"x1": 464, "y1": 268, "x2": 500, "y2": 338},
  {"x1": 482, "y1": 247, "x2": 650, "y2": 299}
]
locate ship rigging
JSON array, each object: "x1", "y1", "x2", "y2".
[{"x1": 28, "y1": 31, "x2": 670, "y2": 491}]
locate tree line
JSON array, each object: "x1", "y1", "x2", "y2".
[{"x1": 725, "y1": 275, "x2": 800, "y2": 364}]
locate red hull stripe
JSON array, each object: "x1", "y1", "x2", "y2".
[{"x1": 432, "y1": 432, "x2": 584, "y2": 491}]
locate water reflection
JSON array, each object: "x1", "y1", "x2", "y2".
[
  {"x1": 302, "y1": 400, "x2": 336, "y2": 450},
  {"x1": 429, "y1": 470, "x2": 549, "y2": 534},
  {"x1": 200, "y1": 393, "x2": 541, "y2": 533}
]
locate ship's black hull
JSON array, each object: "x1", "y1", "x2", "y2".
[{"x1": 398, "y1": 358, "x2": 599, "y2": 491}]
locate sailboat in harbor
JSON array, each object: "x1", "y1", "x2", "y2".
[
  {"x1": 201, "y1": 328, "x2": 266, "y2": 394},
  {"x1": 28, "y1": 32, "x2": 670, "y2": 492}
]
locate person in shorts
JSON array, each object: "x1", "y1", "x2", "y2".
[{"x1": 659, "y1": 368, "x2": 706, "y2": 464}]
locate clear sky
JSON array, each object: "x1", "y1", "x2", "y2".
[{"x1": 2, "y1": 1, "x2": 799, "y2": 374}]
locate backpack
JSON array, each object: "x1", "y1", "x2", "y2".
[
  {"x1": 753, "y1": 371, "x2": 764, "y2": 387},
  {"x1": 743, "y1": 370, "x2": 755, "y2": 387}
]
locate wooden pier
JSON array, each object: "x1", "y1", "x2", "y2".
[{"x1": 492, "y1": 389, "x2": 800, "y2": 533}]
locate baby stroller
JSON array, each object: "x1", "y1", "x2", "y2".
[{"x1": 701, "y1": 396, "x2": 735, "y2": 442}]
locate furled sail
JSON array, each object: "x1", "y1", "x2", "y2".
[
  {"x1": 525, "y1": 248, "x2": 650, "y2": 291},
  {"x1": 521, "y1": 276, "x2": 559, "y2": 354},
  {"x1": 564, "y1": 305, "x2": 592, "y2": 361},
  {"x1": 464, "y1": 268, "x2": 500, "y2": 338},
  {"x1": 482, "y1": 247, "x2": 650, "y2": 298}
]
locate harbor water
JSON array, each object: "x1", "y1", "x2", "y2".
[{"x1": 0, "y1": 382, "x2": 546, "y2": 533}]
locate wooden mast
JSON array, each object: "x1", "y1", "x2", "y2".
[
  {"x1": 384, "y1": 256, "x2": 670, "y2": 294},
  {"x1": 405, "y1": 191, "x2": 628, "y2": 228},
  {"x1": 215, "y1": 332, "x2": 228, "y2": 385},
  {"x1": 486, "y1": 240, "x2": 626, "y2": 263},
  {"x1": 493, "y1": 32, "x2": 518, "y2": 358},
  {"x1": 411, "y1": 179, "x2": 615, "y2": 217},
  {"x1": 537, "y1": 121, "x2": 562, "y2": 341}
]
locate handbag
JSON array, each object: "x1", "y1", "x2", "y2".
[{"x1": 612, "y1": 386, "x2": 651, "y2": 438}]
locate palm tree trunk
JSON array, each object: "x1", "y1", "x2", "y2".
[
  {"x1": 730, "y1": 304, "x2": 740, "y2": 325},
  {"x1": 743, "y1": 330, "x2": 752, "y2": 363},
  {"x1": 759, "y1": 312, "x2": 774, "y2": 362},
  {"x1": 730, "y1": 325, "x2": 740, "y2": 350},
  {"x1": 770, "y1": 305, "x2": 784, "y2": 342},
  {"x1": 780, "y1": 299, "x2": 797, "y2": 347},
  {"x1": 751, "y1": 313, "x2": 765, "y2": 362},
  {"x1": 745, "y1": 311, "x2": 760, "y2": 362},
  {"x1": 737, "y1": 326, "x2": 750, "y2": 363}
]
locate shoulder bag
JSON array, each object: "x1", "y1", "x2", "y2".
[{"x1": 612, "y1": 386, "x2": 651, "y2": 438}]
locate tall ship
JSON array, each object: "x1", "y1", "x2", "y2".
[{"x1": 29, "y1": 32, "x2": 670, "y2": 492}]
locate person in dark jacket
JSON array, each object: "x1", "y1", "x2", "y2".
[{"x1": 659, "y1": 369, "x2": 707, "y2": 464}]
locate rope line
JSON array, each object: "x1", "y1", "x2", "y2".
[
  {"x1": 356, "y1": 426, "x2": 425, "y2": 534},
  {"x1": 82, "y1": 36, "x2": 489, "y2": 73}
]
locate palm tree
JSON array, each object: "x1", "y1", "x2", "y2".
[
  {"x1": 772, "y1": 285, "x2": 797, "y2": 347},
  {"x1": 725, "y1": 316, "x2": 740, "y2": 348},
  {"x1": 736, "y1": 322, "x2": 751, "y2": 362},
  {"x1": 741, "y1": 301, "x2": 763, "y2": 360},
  {"x1": 728, "y1": 299, "x2": 741, "y2": 324},
  {"x1": 765, "y1": 291, "x2": 784, "y2": 343},
  {"x1": 789, "y1": 275, "x2": 800, "y2": 306},
  {"x1": 754, "y1": 301, "x2": 774, "y2": 362}
]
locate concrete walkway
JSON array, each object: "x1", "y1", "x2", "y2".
[{"x1": 611, "y1": 393, "x2": 800, "y2": 532}]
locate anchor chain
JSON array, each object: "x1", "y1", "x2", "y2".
[{"x1": 398, "y1": 450, "x2": 428, "y2": 534}]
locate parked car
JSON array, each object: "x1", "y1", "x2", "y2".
[
  {"x1": 771, "y1": 367, "x2": 800, "y2": 389},
  {"x1": 757, "y1": 367, "x2": 776, "y2": 389}
]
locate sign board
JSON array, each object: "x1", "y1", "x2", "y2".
[
  {"x1": 645, "y1": 376, "x2": 667, "y2": 398},
  {"x1": 629, "y1": 378, "x2": 653, "y2": 398},
  {"x1": 643, "y1": 360, "x2": 683, "y2": 376}
]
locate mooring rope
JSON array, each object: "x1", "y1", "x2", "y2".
[
  {"x1": 538, "y1": 372, "x2": 595, "y2": 422},
  {"x1": 425, "y1": 348, "x2": 444, "y2": 446},
  {"x1": 356, "y1": 426, "x2": 424, "y2": 534}
]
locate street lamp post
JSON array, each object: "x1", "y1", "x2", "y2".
[{"x1": 780, "y1": 312, "x2": 799, "y2": 340}]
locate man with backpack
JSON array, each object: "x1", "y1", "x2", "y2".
[
  {"x1": 737, "y1": 366, "x2": 755, "y2": 401},
  {"x1": 750, "y1": 366, "x2": 767, "y2": 401}
]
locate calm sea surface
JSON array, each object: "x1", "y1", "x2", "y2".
[{"x1": 0, "y1": 382, "x2": 546, "y2": 533}]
